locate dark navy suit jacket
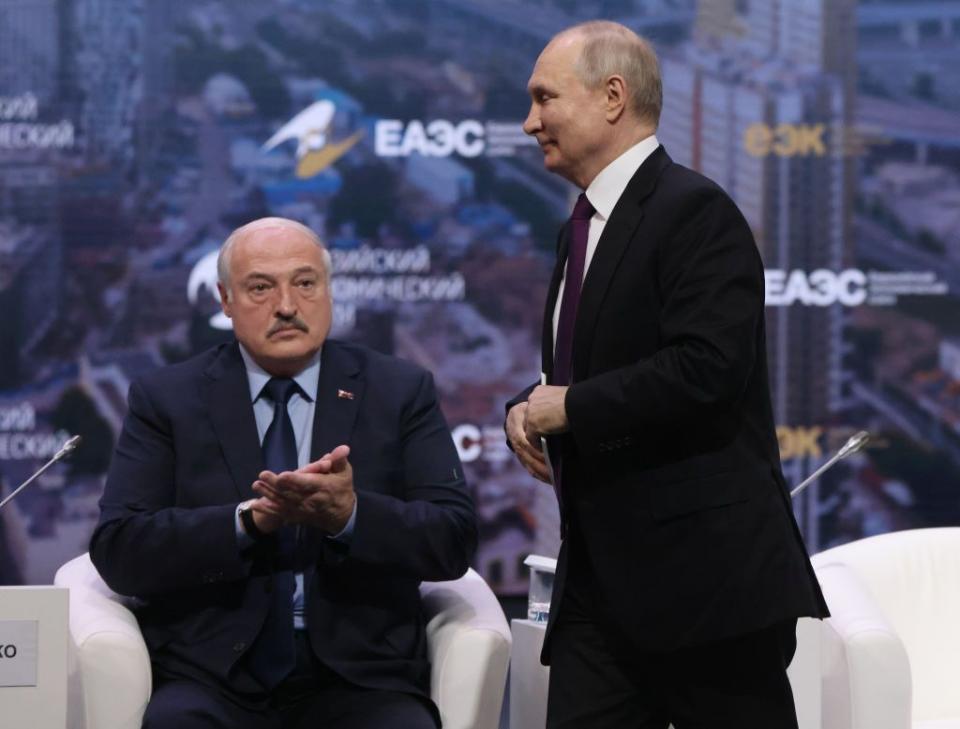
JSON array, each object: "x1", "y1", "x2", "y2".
[{"x1": 91, "y1": 339, "x2": 477, "y2": 709}]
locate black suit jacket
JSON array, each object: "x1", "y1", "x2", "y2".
[
  {"x1": 510, "y1": 146, "x2": 828, "y2": 659},
  {"x1": 91, "y1": 339, "x2": 477, "y2": 709}
]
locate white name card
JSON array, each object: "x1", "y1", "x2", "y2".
[{"x1": 0, "y1": 620, "x2": 39, "y2": 687}]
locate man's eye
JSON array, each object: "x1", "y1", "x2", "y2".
[
  {"x1": 251, "y1": 283, "x2": 269, "y2": 293},
  {"x1": 297, "y1": 279, "x2": 316, "y2": 289}
]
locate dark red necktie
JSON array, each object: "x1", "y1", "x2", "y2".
[{"x1": 552, "y1": 193, "x2": 595, "y2": 386}]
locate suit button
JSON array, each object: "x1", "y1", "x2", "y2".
[{"x1": 233, "y1": 642, "x2": 246, "y2": 653}]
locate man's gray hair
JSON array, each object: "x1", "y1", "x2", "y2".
[
  {"x1": 217, "y1": 217, "x2": 333, "y2": 296},
  {"x1": 564, "y1": 21, "x2": 662, "y2": 128}
]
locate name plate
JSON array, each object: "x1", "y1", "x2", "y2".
[{"x1": 0, "y1": 620, "x2": 38, "y2": 687}]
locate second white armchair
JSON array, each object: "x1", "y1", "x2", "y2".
[{"x1": 812, "y1": 527, "x2": 960, "y2": 729}]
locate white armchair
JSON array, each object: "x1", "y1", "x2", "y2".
[
  {"x1": 811, "y1": 527, "x2": 960, "y2": 729},
  {"x1": 54, "y1": 554, "x2": 510, "y2": 729}
]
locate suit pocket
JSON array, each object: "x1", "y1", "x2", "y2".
[{"x1": 648, "y1": 464, "x2": 767, "y2": 522}]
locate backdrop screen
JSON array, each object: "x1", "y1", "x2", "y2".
[{"x1": 1, "y1": 0, "x2": 959, "y2": 594}]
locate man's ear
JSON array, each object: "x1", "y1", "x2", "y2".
[
  {"x1": 218, "y1": 282, "x2": 233, "y2": 317},
  {"x1": 605, "y1": 74, "x2": 627, "y2": 123}
]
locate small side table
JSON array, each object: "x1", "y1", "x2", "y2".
[{"x1": 509, "y1": 619, "x2": 550, "y2": 729}]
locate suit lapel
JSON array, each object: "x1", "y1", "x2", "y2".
[
  {"x1": 200, "y1": 340, "x2": 364, "y2": 505},
  {"x1": 310, "y1": 340, "x2": 363, "y2": 461},
  {"x1": 571, "y1": 146, "x2": 671, "y2": 379},
  {"x1": 203, "y1": 342, "x2": 264, "y2": 500}
]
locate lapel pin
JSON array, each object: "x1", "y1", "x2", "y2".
[{"x1": 337, "y1": 389, "x2": 355, "y2": 400}]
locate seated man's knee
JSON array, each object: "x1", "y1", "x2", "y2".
[{"x1": 142, "y1": 680, "x2": 264, "y2": 729}]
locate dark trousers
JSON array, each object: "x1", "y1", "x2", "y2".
[
  {"x1": 546, "y1": 548, "x2": 800, "y2": 729},
  {"x1": 142, "y1": 632, "x2": 437, "y2": 729}
]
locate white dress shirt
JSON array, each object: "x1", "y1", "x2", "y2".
[{"x1": 551, "y1": 134, "x2": 660, "y2": 344}]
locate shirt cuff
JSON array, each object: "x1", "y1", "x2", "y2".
[
  {"x1": 326, "y1": 499, "x2": 357, "y2": 543},
  {"x1": 235, "y1": 502, "x2": 255, "y2": 550}
]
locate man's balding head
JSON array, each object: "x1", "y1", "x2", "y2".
[{"x1": 559, "y1": 21, "x2": 662, "y2": 129}]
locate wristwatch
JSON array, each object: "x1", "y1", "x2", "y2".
[{"x1": 238, "y1": 500, "x2": 267, "y2": 541}]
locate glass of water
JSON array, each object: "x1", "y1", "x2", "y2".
[{"x1": 524, "y1": 554, "x2": 557, "y2": 623}]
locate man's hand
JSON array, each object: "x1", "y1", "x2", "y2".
[
  {"x1": 525, "y1": 385, "x2": 569, "y2": 436},
  {"x1": 506, "y1": 402, "x2": 552, "y2": 483},
  {"x1": 248, "y1": 500, "x2": 283, "y2": 534},
  {"x1": 252, "y1": 444, "x2": 357, "y2": 534}
]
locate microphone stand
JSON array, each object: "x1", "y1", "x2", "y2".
[
  {"x1": 0, "y1": 435, "x2": 82, "y2": 511},
  {"x1": 790, "y1": 431, "x2": 870, "y2": 499}
]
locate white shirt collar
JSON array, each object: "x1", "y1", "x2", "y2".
[
  {"x1": 584, "y1": 134, "x2": 659, "y2": 220},
  {"x1": 238, "y1": 343, "x2": 321, "y2": 403}
]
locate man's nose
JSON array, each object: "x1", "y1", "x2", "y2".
[
  {"x1": 276, "y1": 285, "x2": 297, "y2": 316},
  {"x1": 522, "y1": 104, "x2": 541, "y2": 136}
]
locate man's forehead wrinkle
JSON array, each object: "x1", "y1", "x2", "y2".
[
  {"x1": 239, "y1": 264, "x2": 320, "y2": 279},
  {"x1": 240, "y1": 271, "x2": 276, "y2": 281}
]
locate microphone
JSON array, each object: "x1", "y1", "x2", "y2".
[
  {"x1": 0, "y1": 434, "x2": 82, "y2": 511},
  {"x1": 790, "y1": 430, "x2": 870, "y2": 499}
]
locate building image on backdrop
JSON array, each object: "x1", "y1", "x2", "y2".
[{"x1": 2, "y1": 0, "x2": 960, "y2": 595}]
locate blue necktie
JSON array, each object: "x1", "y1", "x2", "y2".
[{"x1": 248, "y1": 377, "x2": 299, "y2": 689}]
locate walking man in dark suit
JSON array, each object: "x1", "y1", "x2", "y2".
[
  {"x1": 92, "y1": 217, "x2": 476, "y2": 728},
  {"x1": 505, "y1": 21, "x2": 828, "y2": 729}
]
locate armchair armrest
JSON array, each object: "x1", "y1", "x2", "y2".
[
  {"x1": 54, "y1": 554, "x2": 152, "y2": 729},
  {"x1": 814, "y1": 561, "x2": 912, "y2": 729},
  {"x1": 420, "y1": 568, "x2": 511, "y2": 729}
]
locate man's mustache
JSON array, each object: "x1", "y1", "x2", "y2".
[{"x1": 267, "y1": 317, "x2": 309, "y2": 336}]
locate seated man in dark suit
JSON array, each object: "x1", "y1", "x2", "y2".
[{"x1": 90, "y1": 217, "x2": 477, "y2": 729}]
